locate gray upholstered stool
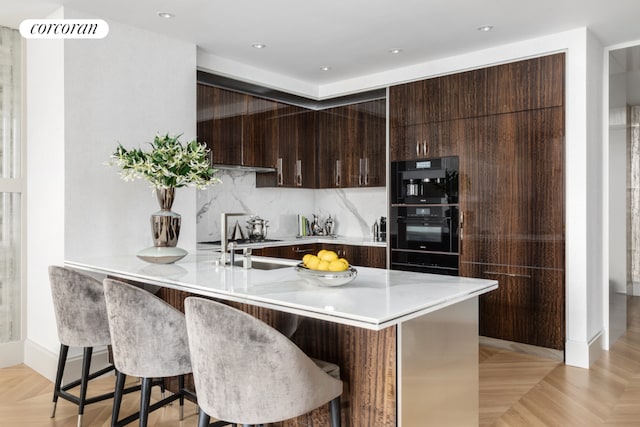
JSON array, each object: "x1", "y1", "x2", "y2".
[
  {"x1": 103, "y1": 278, "x2": 195, "y2": 427},
  {"x1": 184, "y1": 297, "x2": 343, "y2": 427},
  {"x1": 48, "y1": 265, "x2": 140, "y2": 427}
]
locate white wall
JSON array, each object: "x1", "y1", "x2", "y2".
[
  {"x1": 24, "y1": 7, "x2": 66, "y2": 374},
  {"x1": 607, "y1": 53, "x2": 628, "y2": 347},
  {"x1": 25, "y1": 7, "x2": 197, "y2": 380}
]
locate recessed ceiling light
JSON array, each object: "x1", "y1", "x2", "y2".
[
  {"x1": 389, "y1": 48, "x2": 403, "y2": 54},
  {"x1": 477, "y1": 25, "x2": 493, "y2": 32},
  {"x1": 251, "y1": 43, "x2": 266, "y2": 49},
  {"x1": 157, "y1": 12, "x2": 174, "y2": 19},
  {"x1": 320, "y1": 66, "x2": 331, "y2": 71}
]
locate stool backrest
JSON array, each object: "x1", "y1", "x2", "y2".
[
  {"x1": 185, "y1": 297, "x2": 342, "y2": 425},
  {"x1": 48, "y1": 266, "x2": 111, "y2": 347},
  {"x1": 103, "y1": 278, "x2": 191, "y2": 378}
]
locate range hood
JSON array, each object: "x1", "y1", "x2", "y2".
[{"x1": 213, "y1": 164, "x2": 276, "y2": 173}]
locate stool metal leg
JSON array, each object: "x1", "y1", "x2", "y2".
[
  {"x1": 179, "y1": 374, "x2": 185, "y2": 420},
  {"x1": 197, "y1": 408, "x2": 211, "y2": 427},
  {"x1": 76, "y1": 347, "x2": 93, "y2": 427},
  {"x1": 139, "y1": 377, "x2": 153, "y2": 427},
  {"x1": 329, "y1": 396, "x2": 341, "y2": 427},
  {"x1": 51, "y1": 344, "x2": 69, "y2": 418},
  {"x1": 111, "y1": 371, "x2": 126, "y2": 427}
]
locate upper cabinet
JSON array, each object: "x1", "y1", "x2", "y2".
[
  {"x1": 389, "y1": 53, "x2": 565, "y2": 130},
  {"x1": 317, "y1": 99, "x2": 386, "y2": 188},
  {"x1": 197, "y1": 84, "x2": 279, "y2": 169},
  {"x1": 198, "y1": 81, "x2": 386, "y2": 189},
  {"x1": 274, "y1": 105, "x2": 317, "y2": 187}
]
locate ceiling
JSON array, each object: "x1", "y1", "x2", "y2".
[{"x1": 3, "y1": 0, "x2": 640, "y2": 93}]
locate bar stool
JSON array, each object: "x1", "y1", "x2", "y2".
[
  {"x1": 184, "y1": 297, "x2": 343, "y2": 427},
  {"x1": 48, "y1": 265, "x2": 140, "y2": 427},
  {"x1": 103, "y1": 278, "x2": 195, "y2": 427}
]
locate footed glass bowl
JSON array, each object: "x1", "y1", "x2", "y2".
[{"x1": 295, "y1": 263, "x2": 358, "y2": 287}]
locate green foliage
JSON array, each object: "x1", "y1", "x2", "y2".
[{"x1": 110, "y1": 134, "x2": 221, "y2": 189}]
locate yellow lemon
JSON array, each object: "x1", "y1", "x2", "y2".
[
  {"x1": 338, "y1": 258, "x2": 349, "y2": 266},
  {"x1": 328, "y1": 260, "x2": 349, "y2": 272},
  {"x1": 317, "y1": 260, "x2": 330, "y2": 271},
  {"x1": 302, "y1": 253, "x2": 314, "y2": 265},
  {"x1": 306, "y1": 256, "x2": 320, "y2": 270},
  {"x1": 317, "y1": 249, "x2": 327, "y2": 259},
  {"x1": 319, "y1": 250, "x2": 338, "y2": 262}
]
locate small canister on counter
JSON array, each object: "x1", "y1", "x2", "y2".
[{"x1": 373, "y1": 220, "x2": 380, "y2": 242}]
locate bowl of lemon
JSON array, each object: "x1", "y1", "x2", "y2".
[{"x1": 295, "y1": 249, "x2": 357, "y2": 287}]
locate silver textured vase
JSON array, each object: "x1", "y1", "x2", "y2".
[{"x1": 137, "y1": 187, "x2": 188, "y2": 264}]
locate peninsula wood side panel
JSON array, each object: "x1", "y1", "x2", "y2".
[{"x1": 155, "y1": 287, "x2": 397, "y2": 427}]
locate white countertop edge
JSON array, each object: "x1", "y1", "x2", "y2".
[{"x1": 66, "y1": 258, "x2": 497, "y2": 331}]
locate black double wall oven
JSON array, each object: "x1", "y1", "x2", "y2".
[{"x1": 390, "y1": 156, "x2": 460, "y2": 276}]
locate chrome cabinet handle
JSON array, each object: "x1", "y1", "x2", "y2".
[
  {"x1": 358, "y1": 158, "x2": 363, "y2": 186},
  {"x1": 292, "y1": 247, "x2": 314, "y2": 253},
  {"x1": 482, "y1": 271, "x2": 532, "y2": 279},
  {"x1": 296, "y1": 159, "x2": 302, "y2": 187},
  {"x1": 423, "y1": 141, "x2": 427, "y2": 156},
  {"x1": 416, "y1": 140, "x2": 420, "y2": 156},
  {"x1": 364, "y1": 157, "x2": 369, "y2": 186},
  {"x1": 335, "y1": 159, "x2": 341, "y2": 187},
  {"x1": 277, "y1": 157, "x2": 283, "y2": 186}
]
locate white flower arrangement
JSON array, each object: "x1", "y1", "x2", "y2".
[{"x1": 111, "y1": 133, "x2": 221, "y2": 189}]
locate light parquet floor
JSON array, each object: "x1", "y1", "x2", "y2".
[{"x1": 2, "y1": 297, "x2": 640, "y2": 426}]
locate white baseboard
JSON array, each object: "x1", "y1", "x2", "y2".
[
  {"x1": 565, "y1": 332, "x2": 603, "y2": 369},
  {"x1": 0, "y1": 340, "x2": 25, "y2": 368},
  {"x1": 23, "y1": 339, "x2": 111, "y2": 383}
]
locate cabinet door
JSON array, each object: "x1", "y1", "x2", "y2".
[
  {"x1": 317, "y1": 109, "x2": 346, "y2": 188},
  {"x1": 390, "y1": 121, "x2": 459, "y2": 161},
  {"x1": 460, "y1": 108, "x2": 564, "y2": 270},
  {"x1": 253, "y1": 244, "x2": 317, "y2": 260},
  {"x1": 461, "y1": 263, "x2": 564, "y2": 350},
  {"x1": 277, "y1": 106, "x2": 317, "y2": 188},
  {"x1": 243, "y1": 97, "x2": 279, "y2": 168},
  {"x1": 198, "y1": 85, "x2": 245, "y2": 165},
  {"x1": 486, "y1": 53, "x2": 565, "y2": 115},
  {"x1": 361, "y1": 99, "x2": 386, "y2": 187},
  {"x1": 439, "y1": 68, "x2": 487, "y2": 120},
  {"x1": 318, "y1": 101, "x2": 386, "y2": 188}
]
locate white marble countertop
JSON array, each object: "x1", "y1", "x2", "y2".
[{"x1": 65, "y1": 253, "x2": 497, "y2": 330}]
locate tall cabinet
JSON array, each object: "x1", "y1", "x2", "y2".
[{"x1": 389, "y1": 53, "x2": 565, "y2": 350}]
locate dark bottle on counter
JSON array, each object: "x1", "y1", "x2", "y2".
[{"x1": 379, "y1": 216, "x2": 387, "y2": 242}]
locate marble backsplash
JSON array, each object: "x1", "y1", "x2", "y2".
[{"x1": 196, "y1": 170, "x2": 388, "y2": 242}]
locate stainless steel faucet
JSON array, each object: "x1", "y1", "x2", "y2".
[{"x1": 220, "y1": 212, "x2": 250, "y2": 265}]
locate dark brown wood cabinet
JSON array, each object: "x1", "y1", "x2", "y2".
[
  {"x1": 389, "y1": 53, "x2": 566, "y2": 350},
  {"x1": 197, "y1": 84, "x2": 279, "y2": 169},
  {"x1": 197, "y1": 84, "x2": 244, "y2": 165},
  {"x1": 459, "y1": 108, "x2": 565, "y2": 270},
  {"x1": 199, "y1": 82, "x2": 385, "y2": 189},
  {"x1": 274, "y1": 106, "x2": 317, "y2": 188},
  {"x1": 322, "y1": 243, "x2": 387, "y2": 269},
  {"x1": 460, "y1": 263, "x2": 564, "y2": 350},
  {"x1": 253, "y1": 243, "x2": 316, "y2": 260},
  {"x1": 254, "y1": 243, "x2": 387, "y2": 268},
  {"x1": 317, "y1": 100, "x2": 386, "y2": 188},
  {"x1": 390, "y1": 120, "x2": 460, "y2": 161},
  {"x1": 485, "y1": 53, "x2": 565, "y2": 115}
]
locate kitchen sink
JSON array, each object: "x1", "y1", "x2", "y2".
[{"x1": 232, "y1": 260, "x2": 291, "y2": 270}]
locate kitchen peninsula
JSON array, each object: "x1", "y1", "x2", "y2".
[{"x1": 66, "y1": 253, "x2": 497, "y2": 426}]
